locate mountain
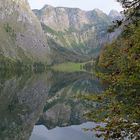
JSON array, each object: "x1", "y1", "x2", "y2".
[
  {"x1": 0, "y1": 0, "x2": 49, "y2": 64},
  {"x1": 109, "y1": 10, "x2": 123, "y2": 20},
  {"x1": 33, "y1": 5, "x2": 114, "y2": 63},
  {"x1": 0, "y1": 0, "x2": 121, "y2": 65}
]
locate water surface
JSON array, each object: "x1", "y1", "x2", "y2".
[
  {"x1": 30, "y1": 122, "x2": 103, "y2": 140},
  {"x1": 0, "y1": 70, "x2": 105, "y2": 140}
]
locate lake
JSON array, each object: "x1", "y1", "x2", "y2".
[{"x1": 0, "y1": 70, "x2": 105, "y2": 140}]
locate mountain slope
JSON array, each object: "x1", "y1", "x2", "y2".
[
  {"x1": 0, "y1": 0, "x2": 49, "y2": 64},
  {"x1": 33, "y1": 5, "x2": 113, "y2": 63}
]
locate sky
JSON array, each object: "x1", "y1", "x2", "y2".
[{"x1": 28, "y1": 0, "x2": 123, "y2": 14}]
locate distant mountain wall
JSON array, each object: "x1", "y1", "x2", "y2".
[{"x1": 33, "y1": 5, "x2": 122, "y2": 63}]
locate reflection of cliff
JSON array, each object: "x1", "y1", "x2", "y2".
[
  {"x1": 0, "y1": 73, "x2": 49, "y2": 140},
  {"x1": 0, "y1": 70, "x2": 105, "y2": 139},
  {"x1": 37, "y1": 71, "x2": 105, "y2": 129}
]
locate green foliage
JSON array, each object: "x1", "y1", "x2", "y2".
[
  {"x1": 33, "y1": 62, "x2": 46, "y2": 73},
  {"x1": 41, "y1": 23, "x2": 57, "y2": 35},
  {"x1": 82, "y1": 61, "x2": 95, "y2": 72},
  {"x1": 0, "y1": 55, "x2": 31, "y2": 74},
  {"x1": 84, "y1": 21, "x2": 140, "y2": 139},
  {"x1": 51, "y1": 62, "x2": 84, "y2": 72},
  {"x1": 108, "y1": 0, "x2": 140, "y2": 33},
  {"x1": 117, "y1": 0, "x2": 140, "y2": 23},
  {"x1": 4, "y1": 23, "x2": 16, "y2": 39},
  {"x1": 0, "y1": 55, "x2": 47, "y2": 74},
  {"x1": 41, "y1": 23, "x2": 65, "y2": 37}
]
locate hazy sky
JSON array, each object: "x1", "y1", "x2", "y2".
[{"x1": 28, "y1": 0, "x2": 123, "y2": 14}]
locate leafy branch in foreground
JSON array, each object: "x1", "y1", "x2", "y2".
[
  {"x1": 82, "y1": 21, "x2": 140, "y2": 139},
  {"x1": 108, "y1": 0, "x2": 140, "y2": 32}
]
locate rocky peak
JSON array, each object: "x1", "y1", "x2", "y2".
[
  {"x1": 94, "y1": 8, "x2": 105, "y2": 14},
  {"x1": 109, "y1": 10, "x2": 123, "y2": 20},
  {"x1": 42, "y1": 4, "x2": 54, "y2": 10},
  {"x1": 33, "y1": 5, "x2": 110, "y2": 32}
]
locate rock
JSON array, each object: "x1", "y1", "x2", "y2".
[{"x1": 0, "y1": 0, "x2": 49, "y2": 63}]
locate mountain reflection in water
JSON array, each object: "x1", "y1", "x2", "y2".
[{"x1": 0, "y1": 70, "x2": 105, "y2": 140}]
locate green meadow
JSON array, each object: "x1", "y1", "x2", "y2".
[{"x1": 51, "y1": 62, "x2": 84, "y2": 72}]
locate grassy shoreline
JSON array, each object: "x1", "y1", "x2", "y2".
[{"x1": 51, "y1": 60, "x2": 95, "y2": 73}]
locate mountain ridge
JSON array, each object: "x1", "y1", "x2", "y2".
[
  {"x1": 35, "y1": 4, "x2": 120, "y2": 14},
  {"x1": 0, "y1": 1, "x2": 122, "y2": 65},
  {"x1": 33, "y1": 5, "x2": 119, "y2": 63}
]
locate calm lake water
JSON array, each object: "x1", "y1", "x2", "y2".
[{"x1": 0, "y1": 70, "x2": 105, "y2": 140}]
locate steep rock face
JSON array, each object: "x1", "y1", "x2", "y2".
[
  {"x1": 0, "y1": 0, "x2": 49, "y2": 63},
  {"x1": 34, "y1": 5, "x2": 90, "y2": 31},
  {"x1": 33, "y1": 5, "x2": 113, "y2": 63}
]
